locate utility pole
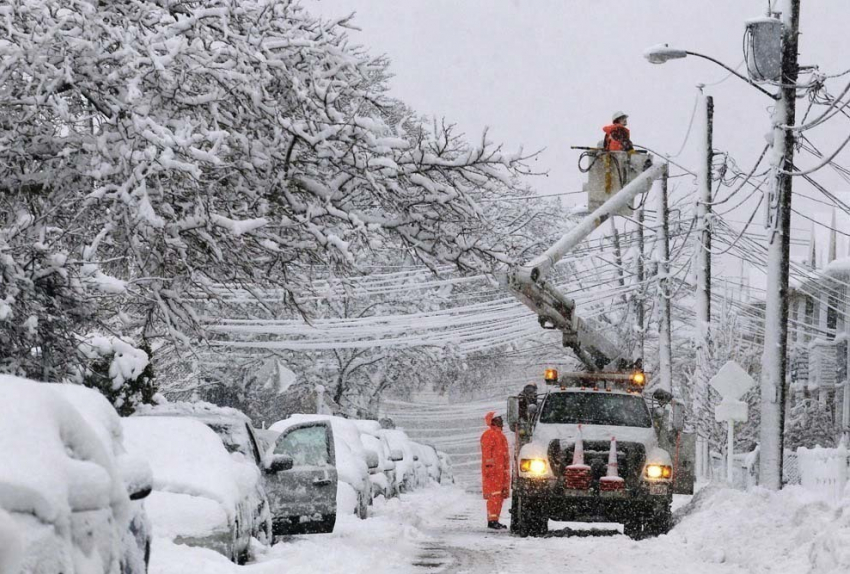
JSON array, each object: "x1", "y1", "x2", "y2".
[
  {"x1": 636, "y1": 206, "x2": 646, "y2": 361},
  {"x1": 759, "y1": 0, "x2": 800, "y2": 490},
  {"x1": 656, "y1": 165, "x2": 673, "y2": 395},
  {"x1": 695, "y1": 92, "x2": 714, "y2": 477}
]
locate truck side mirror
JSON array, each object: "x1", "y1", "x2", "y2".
[
  {"x1": 507, "y1": 396, "x2": 519, "y2": 431},
  {"x1": 652, "y1": 388, "x2": 673, "y2": 406}
]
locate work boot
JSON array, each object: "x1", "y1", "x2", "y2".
[{"x1": 487, "y1": 521, "x2": 507, "y2": 530}]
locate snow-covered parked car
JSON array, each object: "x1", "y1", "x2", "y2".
[
  {"x1": 379, "y1": 429, "x2": 418, "y2": 493},
  {"x1": 409, "y1": 442, "x2": 431, "y2": 488},
  {"x1": 270, "y1": 415, "x2": 373, "y2": 519},
  {"x1": 48, "y1": 383, "x2": 154, "y2": 574},
  {"x1": 122, "y1": 416, "x2": 262, "y2": 564},
  {"x1": 0, "y1": 376, "x2": 152, "y2": 574},
  {"x1": 134, "y1": 401, "x2": 272, "y2": 544},
  {"x1": 437, "y1": 451, "x2": 455, "y2": 484},
  {"x1": 353, "y1": 420, "x2": 401, "y2": 500},
  {"x1": 418, "y1": 443, "x2": 442, "y2": 484}
]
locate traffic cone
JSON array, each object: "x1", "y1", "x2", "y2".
[
  {"x1": 565, "y1": 425, "x2": 592, "y2": 490},
  {"x1": 600, "y1": 436, "x2": 625, "y2": 492}
]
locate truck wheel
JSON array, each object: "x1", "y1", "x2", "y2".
[
  {"x1": 510, "y1": 492, "x2": 547, "y2": 537},
  {"x1": 624, "y1": 502, "x2": 671, "y2": 539},
  {"x1": 646, "y1": 506, "x2": 672, "y2": 537}
]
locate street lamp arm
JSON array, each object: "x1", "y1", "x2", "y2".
[{"x1": 684, "y1": 51, "x2": 778, "y2": 100}]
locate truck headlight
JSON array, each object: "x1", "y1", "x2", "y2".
[
  {"x1": 520, "y1": 458, "x2": 548, "y2": 475},
  {"x1": 645, "y1": 464, "x2": 672, "y2": 479}
]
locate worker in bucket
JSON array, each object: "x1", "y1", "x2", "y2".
[
  {"x1": 603, "y1": 111, "x2": 634, "y2": 152},
  {"x1": 480, "y1": 411, "x2": 510, "y2": 530}
]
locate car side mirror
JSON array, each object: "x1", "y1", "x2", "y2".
[
  {"x1": 364, "y1": 450, "x2": 380, "y2": 471},
  {"x1": 119, "y1": 455, "x2": 153, "y2": 501},
  {"x1": 413, "y1": 455, "x2": 419, "y2": 462},
  {"x1": 389, "y1": 449, "x2": 404, "y2": 462},
  {"x1": 265, "y1": 454, "x2": 294, "y2": 473}
]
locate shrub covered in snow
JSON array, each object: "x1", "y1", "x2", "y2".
[{"x1": 73, "y1": 335, "x2": 157, "y2": 415}]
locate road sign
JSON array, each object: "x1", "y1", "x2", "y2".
[
  {"x1": 709, "y1": 360, "x2": 755, "y2": 401},
  {"x1": 709, "y1": 360, "x2": 755, "y2": 484}
]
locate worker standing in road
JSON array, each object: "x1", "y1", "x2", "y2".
[
  {"x1": 603, "y1": 111, "x2": 634, "y2": 152},
  {"x1": 481, "y1": 411, "x2": 510, "y2": 530}
]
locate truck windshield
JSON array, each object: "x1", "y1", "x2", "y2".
[{"x1": 538, "y1": 392, "x2": 652, "y2": 428}]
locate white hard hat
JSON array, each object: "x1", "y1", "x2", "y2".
[{"x1": 612, "y1": 111, "x2": 628, "y2": 122}]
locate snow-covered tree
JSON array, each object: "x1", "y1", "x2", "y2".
[{"x1": 1, "y1": 0, "x2": 536, "y2": 396}]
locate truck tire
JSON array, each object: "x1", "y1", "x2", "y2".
[
  {"x1": 646, "y1": 505, "x2": 672, "y2": 537},
  {"x1": 623, "y1": 501, "x2": 672, "y2": 540},
  {"x1": 510, "y1": 492, "x2": 547, "y2": 537}
]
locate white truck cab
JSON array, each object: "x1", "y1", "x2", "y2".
[{"x1": 507, "y1": 370, "x2": 692, "y2": 538}]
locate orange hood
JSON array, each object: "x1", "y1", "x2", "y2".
[{"x1": 484, "y1": 411, "x2": 496, "y2": 426}]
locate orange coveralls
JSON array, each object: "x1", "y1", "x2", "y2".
[
  {"x1": 480, "y1": 412, "x2": 510, "y2": 522},
  {"x1": 602, "y1": 123, "x2": 634, "y2": 152}
]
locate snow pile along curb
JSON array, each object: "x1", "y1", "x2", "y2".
[{"x1": 670, "y1": 485, "x2": 850, "y2": 573}]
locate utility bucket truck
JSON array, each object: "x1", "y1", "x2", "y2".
[{"x1": 499, "y1": 157, "x2": 695, "y2": 538}]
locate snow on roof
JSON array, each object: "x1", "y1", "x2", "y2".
[
  {"x1": 134, "y1": 399, "x2": 251, "y2": 423},
  {"x1": 824, "y1": 256, "x2": 850, "y2": 276},
  {"x1": 352, "y1": 419, "x2": 382, "y2": 437},
  {"x1": 0, "y1": 376, "x2": 123, "y2": 525},
  {"x1": 122, "y1": 416, "x2": 245, "y2": 518}
]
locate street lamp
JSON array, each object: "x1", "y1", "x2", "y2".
[
  {"x1": 644, "y1": 0, "x2": 801, "y2": 492},
  {"x1": 643, "y1": 44, "x2": 777, "y2": 99}
]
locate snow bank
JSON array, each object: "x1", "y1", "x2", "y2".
[
  {"x1": 668, "y1": 485, "x2": 850, "y2": 573},
  {"x1": 0, "y1": 509, "x2": 23, "y2": 574},
  {"x1": 149, "y1": 485, "x2": 456, "y2": 574}
]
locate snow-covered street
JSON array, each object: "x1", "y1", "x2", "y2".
[
  {"x1": 150, "y1": 484, "x2": 850, "y2": 574},
  {"x1": 5, "y1": 1, "x2": 850, "y2": 573}
]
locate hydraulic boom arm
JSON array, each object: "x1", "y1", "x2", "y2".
[{"x1": 501, "y1": 162, "x2": 666, "y2": 371}]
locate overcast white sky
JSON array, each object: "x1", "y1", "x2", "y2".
[{"x1": 309, "y1": 0, "x2": 850, "y2": 278}]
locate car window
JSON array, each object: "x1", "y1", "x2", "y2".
[
  {"x1": 205, "y1": 422, "x2": 246, "y2": 456},
  {"x1": 539, "y1": 392, "x2": 652, "y2": 428},
  {"x1": 275, "y1": 425, "x2": 331, "y2": 467}
]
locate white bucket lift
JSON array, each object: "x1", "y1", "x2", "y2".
[{"x1": 580, "y1": 150, "x2": 653, "y2": 215}]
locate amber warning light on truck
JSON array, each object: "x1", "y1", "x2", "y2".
[{"x1": 544, "y1": 368, "x2": 558, "y2": 383}]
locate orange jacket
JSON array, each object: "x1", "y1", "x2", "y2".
[
  {"x1": 603, "y1": 124, "x2": 633, "y2": 152},
  {"x1": 480, "y1": 412, "x2": 510, "y2": 499}
]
